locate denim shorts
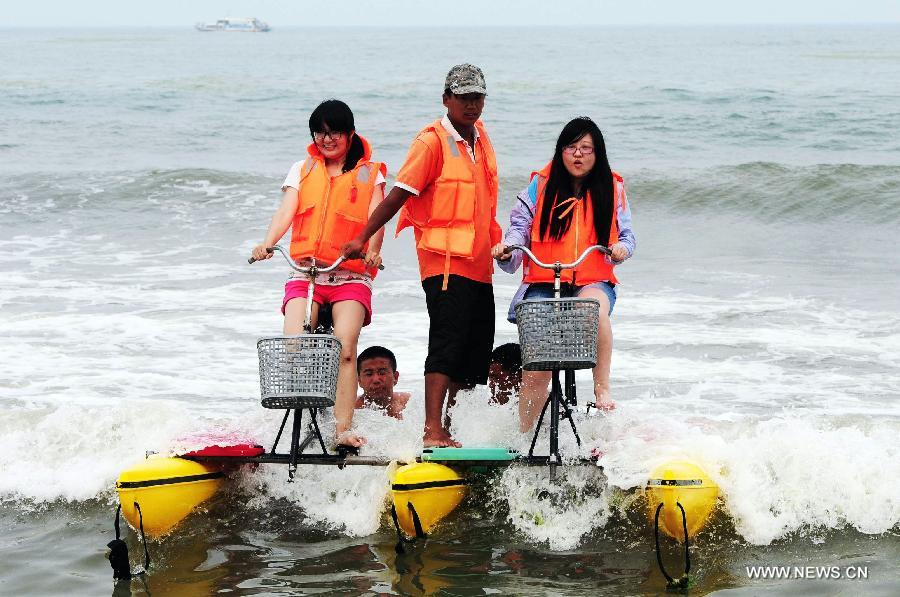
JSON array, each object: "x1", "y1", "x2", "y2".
[{"x1": 510, "y1": 281, "x2": 616, "y2": 323}]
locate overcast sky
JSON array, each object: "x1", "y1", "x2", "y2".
[{"x1": 4, "y1": 0, "x2": 900, "y2": 27}]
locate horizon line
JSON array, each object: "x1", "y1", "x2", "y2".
[{"x1": 3, "y1": 21, "x2": 900, "y2": 29}]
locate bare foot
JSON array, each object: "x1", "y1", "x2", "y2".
[
  {"x1": 335, "y1": 431, "x2": 367, "y2": 448},
  {"x1": 423, "y1": 428, "x2": 461, "y2": 448},
  {"x1": 594, "y1": 391, "x2": 616, "y2": 411}
]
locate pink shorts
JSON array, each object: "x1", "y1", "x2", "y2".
[{"x1": 282, "y1": 280, "x2": 373, "y2": 326}]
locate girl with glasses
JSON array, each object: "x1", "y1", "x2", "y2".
[
  {"x1": 251, "y1": 99, "x2": 387, "y2": 448},
  {"x1": 492, "y1": 117, "x2": 636, "y2": 431}
]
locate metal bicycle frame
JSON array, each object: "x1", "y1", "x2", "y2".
[
  {"x1": 509, "y1": 244, "x2": 611, "y2": 479},
  {"x1": 251, "y1": 246, "x2": 351, "y2": 478}
]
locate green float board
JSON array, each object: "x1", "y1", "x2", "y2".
[{"x1": 421, "y1": 447, "x2": 519, "y2": 462}]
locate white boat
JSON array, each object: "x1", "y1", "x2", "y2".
[{"x1": 195, "y1": 17, "x2": 270, "y2": 32}]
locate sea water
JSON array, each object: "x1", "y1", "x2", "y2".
[{"x1": 1, "y1": 26, "x2": 898, "y2": 595}]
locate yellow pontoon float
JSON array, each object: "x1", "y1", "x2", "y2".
[
  {"x1": 646, "y1": 460, "x2": 719, "y2": 589},
  {"x1": 115, "y1": 455, "x2": 224, "y2": 538}
]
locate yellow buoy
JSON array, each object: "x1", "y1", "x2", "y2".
[
  {"x1": 116, "y1": 456, "x2": 224, "y2": 538},
  {"x1": 390, "y1": 462, "x2": 466, "y2": 537},
  {"x1": 646, "y1": 460, "x2": 718, "y2": 541}
]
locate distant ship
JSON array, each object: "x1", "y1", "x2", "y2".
[{"x1": 195, "y1": 17, "x2": 270, "y2": 32}]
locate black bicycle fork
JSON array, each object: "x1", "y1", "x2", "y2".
[{"x1": 527, "y1": 369, "x2": 582, "y2": 479}]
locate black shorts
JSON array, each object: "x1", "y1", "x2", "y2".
[{"x1": 422, "y1": 274, "x2": 495, "y2": 386}]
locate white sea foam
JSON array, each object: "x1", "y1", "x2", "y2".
[{"x1": 498, "y1": 466, "x2": 609, "y2": 551}]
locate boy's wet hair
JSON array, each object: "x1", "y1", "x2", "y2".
[
  {"x1": 490, "y1": 343, "x2": 522, "y2": 372},
  {"x1": 357, "y1": 345, "x2": 398, "y2": 373}
]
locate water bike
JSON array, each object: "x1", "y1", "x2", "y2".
[
  {"x1": 111, "y1": 245, "x2": 718, "y2": 583},
  {"x1": 503, "y1": 243, "x2": 610, "y2": 480}
]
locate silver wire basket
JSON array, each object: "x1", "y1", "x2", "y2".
[
  {"x1": 257, "y1": 335, "x2": 342, "y2": 409},
  {"x1": 515, "y1": 298, "x2": 600, "y2": 371}
]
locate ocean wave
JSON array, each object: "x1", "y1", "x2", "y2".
[
  {"x1": 0, "y1": 169, "x2": 276, "y2": 219},
  {"x1": 1, "y1": 399, "x2": 897, "y2": 547},
  {"x1": 631, "y1": 162, "x2": 900, "y2": 222},
  {"x1": 3, "y1": 163, "x2": 898, "y2": 223}
]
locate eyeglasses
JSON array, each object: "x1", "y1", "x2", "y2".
[
  {"x1": 312, "y1": 130, "x2": 346, "y2": 143},
  {"x1": 563, "y1": 144, "x2": 594, "y2": 155}
]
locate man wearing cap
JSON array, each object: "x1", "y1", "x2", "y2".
[{"x1": 343, "y1": 63, "x2": 502, "y2": 448}]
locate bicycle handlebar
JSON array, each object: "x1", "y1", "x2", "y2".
[
  {"x1": 248, "y1": 245, "x2": 384, "y2": 273},
  {"x1": 503, "y1": 244, "x2": 611, "y2": 270}
]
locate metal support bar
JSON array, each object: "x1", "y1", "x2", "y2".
[
  {"x1": 296, "y1": 428, "x2": 316, "y2": 454},
  {"x1": 186, "y1": 453, "x2": 602, "y2": 469},
  {"x1": 288, "y1": 409, "x2": 303, "y2": 480},
  {"x1": 561, "y1": 393, "x2": 581, "y2": 447},
  {"x1": 525, "y1": 368, "x2": 584, "y2": 480},
  {"x1": 303, "y1": 260, "x2": 317, "y2": 333},
  {"x1": 565, "y1": 369, "x2": 576, "y2": 407},
  {"x1": 270, "y1": 410, "x2": 291, "y2": 454},
  {"x1": 549, "y1": 371, "x2": 562, "y2": 480},
  {"x1": 528, "y1": 391, "x2": 552, "y2": 458},
  {"x1": 309, "y1": 408, "x2": 328, "y2": 454},
  {"x1": 269, "y1": 406, "x2": 332, "y2": 482}
]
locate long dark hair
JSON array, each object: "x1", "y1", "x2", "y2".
[
  {"x1": 537, "y1": 117, "x2": 614, "y2": 244},
  {"x1": 308, "y1": 99, "x2": 365, "y2": 173}
]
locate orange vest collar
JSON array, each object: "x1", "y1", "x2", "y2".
[{"x1": 531, "y1": 161, "x2": 553, "y2": 182}]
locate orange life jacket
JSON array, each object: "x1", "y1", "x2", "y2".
[
  {"x1": 289, "y1": 135, "x2": 386, "y2": 276},
  {"x1": 523, "y1": 162, "x2": 624, "y2": 286},
  {"x1": 395, "y1": 119, "x2": 501, "y2": 288}
]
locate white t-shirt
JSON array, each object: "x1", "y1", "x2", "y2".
[
  {"x1": 282, "y1": 159, "x2": 386, "y2": 191},
  {"x1": 281, "y1": 159, "x2": 386, "y2": 288}
]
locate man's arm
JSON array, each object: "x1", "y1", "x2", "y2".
[
  {"x1": 344, "y1": 133, "x2": 439, "y2": 258},
  {"x1": 342, "y1": 186, "x2": 412, "y2": 258}
]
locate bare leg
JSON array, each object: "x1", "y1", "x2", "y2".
[
  {"x1": 283, "y1": 297, "x2": 319, "y2": 335},
  {"x1": 519, "y1": 370, "x2": 552, "y2": 432},
  {"x1": 423, "y1": 372, "x2": 461, "y2": 447},
  {"x1": 329, "y1": 300, "x2": 367, "y2": 447},
  {"x1": 578, "y1": 288, "x2": 615, "y2": 410}
]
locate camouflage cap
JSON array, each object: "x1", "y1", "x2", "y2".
[{"x1": 444, "y1": 63, "x2": 487, "y2": 96}]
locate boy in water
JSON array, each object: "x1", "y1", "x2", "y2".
[
  {"x1": 488, "y1": 343, "x2": 522, "y2": 405},
  {"x1": 343, "y1": 64, "x2": 502, "y2": 447},
  {"x1": 356, "y1": 346, "x2": 410, "y2": 419}
]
